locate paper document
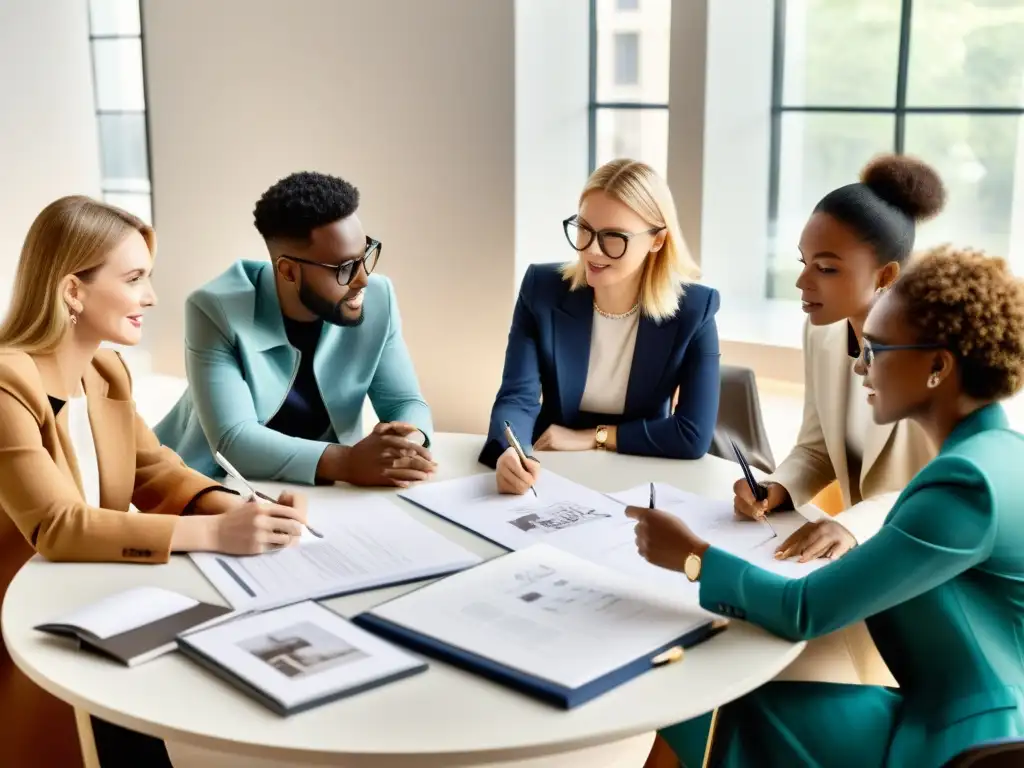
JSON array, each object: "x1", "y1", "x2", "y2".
[
  {"x1": 401, "y1": 472, "x2": 710, "y2": 597},
  {"x1": 48, "y1": 587, "x2": 198, "y2": 639},
  {"x1": 608, "y1": 483, "x2": 777, "y2": 554},
  {"x1": 367, "y1": 543, "x2": 710, "y2": 690},
  {"x1": 611, "y1": 484, "x2": 831, "y2": 579},
  {"x1": 190, "y1": 496, "x2": 482, "y2": 609}
]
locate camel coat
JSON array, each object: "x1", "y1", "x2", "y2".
[
  {"x1": 767, "y1": 319, "x2": 936, "y2": 686},
  {"x1": 0, "y1": 348, "x2": 224, "y2": 768}
]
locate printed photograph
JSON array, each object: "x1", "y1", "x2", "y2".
[
  {"x1": 507, "y1": 502, "x2": 610, "y2": 535},
  {"x1": 238, "y1": 621, "x2": 366, "y2": 679}
]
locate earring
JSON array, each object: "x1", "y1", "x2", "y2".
[{"x1": 927, "y1": 372, "x2": 940, "y2": 389}]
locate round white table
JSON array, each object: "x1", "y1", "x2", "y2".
[{"x1": 2, "y1": 434, "x2": 805, "y2": 768}]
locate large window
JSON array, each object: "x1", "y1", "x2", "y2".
[
  {"x1": 768, "y1": 0, "x2": 1024, "y2": 300},
  {"x1": 88, "y1": 0, "x2": 153, "y2": 225},
  {"x1": 590, "y1": 0, "x2": 671, "y2": 176}
]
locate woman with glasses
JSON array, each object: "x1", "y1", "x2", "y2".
[
  {"x1": 660, "y1": 154, "x2": 948, "y2": 768},
  {"x1": 0, "y1": 196, "x2": 309, "y2": 767},
  {"x1": 156, "y1": 171, "x2": 436, "y2": 487},
  {"x1": 479, "y1": 158, "x2": 720, "y2": 494},
  {"x1": 629, "y1": 246, "x2": 1024, "y2": 768}
]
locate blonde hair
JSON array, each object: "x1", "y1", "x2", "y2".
[
  {"x1": 561, "y1": 158, "x2": 700, "y2": 321},
  {"x1": 0, "y1": 196, "x2": 155, "y2": 353}
]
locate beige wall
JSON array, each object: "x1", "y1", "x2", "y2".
[
  {"x1": 141, "y1": 0, "x2": 515, "y2": 434},
  {"x1": 0, "y1": 0, "x2": 100, "y2": 312}
]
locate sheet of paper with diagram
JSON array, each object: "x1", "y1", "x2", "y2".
[
  {"x1": 400, "y1": 472, "x2": 712, "y2": 595},
  {"x1": 189, "y1": 496, "x2": 482, "y2": 610},
  {"x1": 354, "y1": 543, "x2": 717, "y2": 707}
]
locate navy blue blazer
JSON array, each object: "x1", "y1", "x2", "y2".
[{"x1": 479, "y1": 263, "x2": 721, "y2": 467}]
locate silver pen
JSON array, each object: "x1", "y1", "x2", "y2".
[{"x1": 214, "y1": 451, "x2": 323, "y2": 539}]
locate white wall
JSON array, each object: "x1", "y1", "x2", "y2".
[
  {"x1": 0, "y1": 0, "x2": 100, "y2": 313},
  {"x1": 514, "y1": 0, "x2": 590, "y2": 291},
  {"x1": 141, "y1": 0, "x2": 516, "y2": 434}
]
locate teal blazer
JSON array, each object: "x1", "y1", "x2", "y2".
[
  {"x1": 155, "y1": 260, "x2": 432, "y2": 485},
  {"x1": 696, "y1": 404, "x2": 1024, "y2": 767}
]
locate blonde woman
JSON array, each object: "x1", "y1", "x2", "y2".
[
  {"x1": 480, "y1": 158, "x2": 719, "y2": 494},
  {"x1": 0, "y1": 197, "x2": 308, "y2": 767}
]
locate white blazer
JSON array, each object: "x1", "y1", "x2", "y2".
[{"x1": 768, "y1": 318, "x2": 936, "y2": 542}]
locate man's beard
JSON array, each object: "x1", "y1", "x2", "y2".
[{"x1": 298, "y1": 281, "x2": 365, "y2": 327}]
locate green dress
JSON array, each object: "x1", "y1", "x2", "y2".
[{"x1": 664, "y1": 404, "x2": 1024, "y2": 767}]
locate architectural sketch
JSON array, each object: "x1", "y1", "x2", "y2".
[{"x1": 507, "y1": 502, "x2": 610, "y2": 535}]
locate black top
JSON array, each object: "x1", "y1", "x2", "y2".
[
  {"x1": 265, "y1": 317, "x2": 333, "y2": 441},
  {"x1": 48, "y1": 395, "x2": 65, "y2": 415}
]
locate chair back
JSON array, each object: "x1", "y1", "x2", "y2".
[
  {"x1": 943, "y1": 738, "x2": 1024, "y2": 768},
  {"x1": 708, "y1": 365, "x2": 776, "y2": 474}
]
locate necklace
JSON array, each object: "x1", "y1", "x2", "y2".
[{"x1": 593, "y1": 300, "x2": 639, "y2": 320}]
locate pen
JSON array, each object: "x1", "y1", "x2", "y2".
[
  {"x1": 729, "y1": 438, "x2": 777, "y2": 539},
  {"x1": 503, "y1": 420, "x2": 538, "y2": 498},
  {"x1": 649, "y1": 482, "x2": 656, "y2": 509},
  {"x1": 213, "y1": 451, "x2": 324, "y2": 539}
]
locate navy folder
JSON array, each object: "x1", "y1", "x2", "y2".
[{"x1": 353, "y1": 611, "x2": 725, "y2": 709}]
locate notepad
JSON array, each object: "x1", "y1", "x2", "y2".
[
  {"x1": 178, "y1": 601, "x2": 427, "y2": 716},
  {"x1": 36, "y1": 586, "x2": 233, "y2": 666},
  {"x1": 189, "y1": 496, "x2": 482, "y2": 610},
  {"x1": 355, "y1": 544, "x2": 721, "y2": 709}
]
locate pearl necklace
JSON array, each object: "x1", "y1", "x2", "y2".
[{"x1": 593, "y1": 300, "x2": 639, "y2": 320}]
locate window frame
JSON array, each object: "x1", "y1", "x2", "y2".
[
  {"x1": 766, "y1": 0, "x2": 1024, "y2": 296},
  {"x1": 87, "y1": 0, "x2": 155, "y2": 225},
  {"x1": 587, "y1": 0, "x2": 669, "y2": 172}
]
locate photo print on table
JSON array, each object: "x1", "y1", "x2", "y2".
[
  {"x1": 238, "y1": 621, "x2": 367, "y2": 679},
  {"x1": 507, "y1": 502, "x2": 610, "y2": 535}
]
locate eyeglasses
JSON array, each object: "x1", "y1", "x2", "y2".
[
  {"x1": 562, "y1": 215, "x2": 665, "y2": 260},
  {"x1": 281, "y1": 237, "x2": 381, "y2": 286},
  {"x1": 861, "y1": 339, "x2": 944, "y2": 367}
]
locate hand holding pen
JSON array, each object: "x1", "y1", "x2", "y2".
[
  {"x1": 215, "y1": 451, "x2": 324, "y2": 539},
  {"x1": 729, "y1": 439, "x2": 781, "y2": 538},
  {"x1": 496, "y1": 421, "x2": 541, "y2": 496}
]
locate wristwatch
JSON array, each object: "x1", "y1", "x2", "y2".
[
  {"x1": 683, "y1": 552, "x2": 702, "y2": 582},
  {"x1": 595, "y1": 425, "x2": 608, "y2": 450}
]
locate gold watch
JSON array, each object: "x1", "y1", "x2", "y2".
[
  {"x1": 683, "y1": 552, "x2": 702, "y2": 582},
  {"x1": 595, "y1": 425, "x2": 609, "y2": 450}
]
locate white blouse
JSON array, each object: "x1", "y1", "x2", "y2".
[
  {"x1": 579, "y1": 308, "x2": 640, "y2": 416},
  {"x1": 66, "y1": 396, "x2": 101, "y2": 507}
]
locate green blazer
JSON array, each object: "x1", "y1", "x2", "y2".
[
  {"x1": 699, "y1": 404, "x2": 1024, "y2": 767},
  {"x1": 155, "y1": 260, "x2": 432, "y2": 485}
]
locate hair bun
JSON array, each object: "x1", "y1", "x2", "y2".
[{"x1": 860, "y1": 154, "x2": 946, "y2": 222}]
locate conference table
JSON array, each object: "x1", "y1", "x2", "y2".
[{"x1": 2, "y1": 433, "x2": 807, "y2": 768}]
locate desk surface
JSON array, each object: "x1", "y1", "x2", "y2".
[{"x1": 2, "y1": 434, "x2": 805, "y2": 766}]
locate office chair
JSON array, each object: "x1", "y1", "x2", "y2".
[{"x1": 708, "y1": 365, "x2": 776, "y2": 474}]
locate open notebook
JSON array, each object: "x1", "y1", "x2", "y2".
[{"x1": 36, "y1": 586, "x2": 232, "y2": 667}]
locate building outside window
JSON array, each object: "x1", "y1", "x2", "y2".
[
  {"x1": 88, "y1": 0, "x2": 153, "y2": 225},
  {"x1": 590, "y1": 0, "x2": 671, "y2": 177}
]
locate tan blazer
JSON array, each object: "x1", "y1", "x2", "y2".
[
  {"x1": 0, "y1": 348, "x2": 222, "y2": 768},
  {"x1": 766, "y1": 319, "x2": 936, "y2": 687}
]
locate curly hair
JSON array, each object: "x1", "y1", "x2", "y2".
[
  {"x1": 253, "y1": 171, "x2": 359, "y2": 242},
  {"x1": 892, "y1": 245, "x2": 1024, "y2": 401}
]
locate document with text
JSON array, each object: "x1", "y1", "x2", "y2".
[
  {"x1": 189, "y1": 496, "x2": 482, "y2": 610},
  {"x1": 358, "y1": 543, "x2": 713, "y2": 695}
]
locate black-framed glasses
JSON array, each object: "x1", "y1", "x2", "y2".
[
  {"x1": 861, "y1": 339, "x2": 944, "y2": 367},
  {"x1": 281, "y1": 237, "x2": 381, "y2": 286},
  {"x1": 562, "y1": 215, "x2": 665, "y2": 260}
]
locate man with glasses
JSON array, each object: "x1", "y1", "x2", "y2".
[{"x1": 156, "y1": 171, "x2": 436, "y2": 487}]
